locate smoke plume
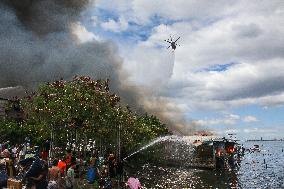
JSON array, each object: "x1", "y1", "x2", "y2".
[{"x1": 0, "y1": 0, "x2": 197, "y2": 135}]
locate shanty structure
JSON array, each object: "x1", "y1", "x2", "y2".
[
  {"x1": 193, "y1": 137, "x2": 239, "y2": 169},
  {"x1": 0, "y1": 97, "x2": 24, "y2": 120}
]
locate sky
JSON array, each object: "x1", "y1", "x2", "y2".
[
  {"x1": 72, "y1": 0, "x2": 284, "y2": 140},
  {"x1": 3, "y1": 1, "x2": 283, "y2": 140}
]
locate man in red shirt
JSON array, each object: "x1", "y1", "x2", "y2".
[{"x1": 57, "y1": 157, "x2": 67, "y2": 176}]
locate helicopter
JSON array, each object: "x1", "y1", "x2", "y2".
[{"x1": 164, "y1": 35, "x2": 180, "y2": 50}]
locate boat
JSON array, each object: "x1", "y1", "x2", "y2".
[
  {"x1": 251, "y1": 144, "x2": 260, "y2": 152},
  {"x1": 192, "y1": 137, "x2": 241, "y2": 170}
]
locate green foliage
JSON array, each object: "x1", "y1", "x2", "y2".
[
  {"x1": 0, "y1": 117, "x2": 49, "y2": 145},
  {"x1": 2, "y1": 76, "x2": 170, "y2": 154},
  {"x1": 0, "y1": 118, "x2": 22, "y2": 144},
  {"x1": 121, "y1": 113, "x2": 169, "y2": 152}
]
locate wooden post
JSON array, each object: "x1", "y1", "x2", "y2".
[
  {"x1": 49, "y1": 125, "x2": 54, "y2": 163},
  {"x1": 213, "y1": 142, "x2": 216, "y2": 169},
  {"x1": 118, "y1": 124, "x2": 121, "y2": 161},
  {"x1": 84, "y1": 134, "x2": 86, "y2": 158}
]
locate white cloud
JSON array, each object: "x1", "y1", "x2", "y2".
[
  {"x1": 193, "y1": 114, "x2": 260, "y2": 127},
  {"x1": 71, "y1": 22, "x2": 99, "y2": 43},
  {"x1": 91, "y1": 0, "x2": 284, "y2": 137},
  {"x1": 101, "y1": 17, "x2": 129, "y2": 33},
  {"x1": 127, "y1": 0, "x2": 237, "y2": 24},
  {"x1": 96, "y1": 0, "x2": 132, "y2": 14},
  {"x1": 243, "y1": 116, "x2": 258, "y2": 123},
  {"x1": 91, "y1": 16, "x2": 99, "y2": 27},
  {"x1": 193, "y1": 113, "x2": 241, "y2": 126},
  {"x1": 122, "y1": 44, "x2": 175, "y2": 86},
  {"x1": 113, "y1": 0, "x2": 284, "y2": 111}
]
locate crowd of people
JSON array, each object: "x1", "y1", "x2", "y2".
[{"x1": 0, "y1": 139, "x2": 141, "y2": 189}]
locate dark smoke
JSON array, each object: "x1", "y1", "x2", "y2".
[
  {"x1": 0, "y1": 0, "x2": 121, "y2": 87},
  {"x1": 3, "y1": 0, "x2": 88, "y2": 34},
  {"x1": 0, "y1": 0, "x2": 197, "y2": 135}
]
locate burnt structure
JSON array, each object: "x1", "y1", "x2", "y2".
[{"x1": 194, "y1": 138, "x2": 240, "y2": 170}]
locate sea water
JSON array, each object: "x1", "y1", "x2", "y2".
[{"x1": 131, "y1": 140, "x2": 284, "y2": 189}]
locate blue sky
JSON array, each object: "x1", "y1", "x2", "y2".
[{"x1": 74, "y1": 0, "x2": 284, "y2": 139}]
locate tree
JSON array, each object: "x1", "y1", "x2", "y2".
[{"x1": 16, "y1": 76, "x2": 170, "y2": 154}]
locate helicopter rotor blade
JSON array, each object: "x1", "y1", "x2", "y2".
[
  {"x1": 174, "y1": 36, "x2": 180, "y2": 43},
  {"x1": 164, "y1": 40, "x2": 171, "y2": 44},
  {"x1": 170, "y1": 35, "x2": 173, "y2": 42},
  {"x1": 167, "y1": 45, "x2": 171, "y2": 49}
]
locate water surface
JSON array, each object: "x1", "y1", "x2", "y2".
[{"x1": 131, "y1": 141, "x2": 284, "y2": 189}]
